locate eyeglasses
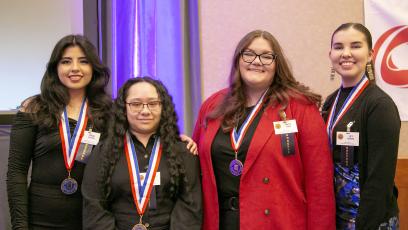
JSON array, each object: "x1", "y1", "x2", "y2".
[
  {"x1": 126, "y1": 101, "x2": 162, "y2": 113},
  {"x1": 240, "y1": 50, "x2": 277, "y2": 65}
]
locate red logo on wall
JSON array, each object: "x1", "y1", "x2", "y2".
[{"x1": 373, "y1": 25, "x2": 408, "y2": 87}]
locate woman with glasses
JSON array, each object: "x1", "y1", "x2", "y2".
[
  {"x1": 193, "y1": 30, "x2": 335, "y2": 229},
  {"x1": 322, "y1": 23, "x2": 400, "y2": 229},
  {"x1": 82, "y1": 77, "x2": 202, "y2": 230}
]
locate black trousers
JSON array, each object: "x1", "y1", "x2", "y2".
[{"x1": 219, "y1": 209, "x2": 239, "y2": 230}]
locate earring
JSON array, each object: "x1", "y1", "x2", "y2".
[
  {"x1": 366, "y1": 62, "x2": 374, "y2": 81},
  {"x1": 329, "y1": 67, "x2": 335, "y2": 80}
]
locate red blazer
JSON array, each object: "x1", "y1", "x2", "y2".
[{"x1": 193, "y1": 89, "x2": 335, "y2": 230}]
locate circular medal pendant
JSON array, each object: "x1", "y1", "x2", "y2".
[
  {"x1": 229, "y1": 159, "x2": 243, "y2": 176},
  {"x1": 61, "y1": 177, "x2": 78, "y2": 195},
  {"x1": 132, "y1": 223, "x2": 148, "y2": 230}
]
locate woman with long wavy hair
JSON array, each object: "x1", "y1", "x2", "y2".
[
  {"x1": 7, "y1": 35, "x2": 112, "y2": 229},
  {"x1": 82, "y1": 77, "x2": 202, "y2": 230},
  {"x1": 193, "y1": 30, "x2": 335, "y2": 229}
]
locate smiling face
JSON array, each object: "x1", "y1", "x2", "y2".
[
  {"x1": 126, "y1": 82, "x2": 162, "y2": 138},
  {"x1": 239, "y1": 37, "x2": 276, "y2": 92},
  {"x1": 57, "y1": 45, "x2": 93, "y2": 95},
  {"x1": 330, "y1": 27, "x2": 373, "y2": 87}
]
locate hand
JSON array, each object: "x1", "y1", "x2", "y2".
[{"x1": 180, "y1": 134, "x2": 198, "y2": 155}]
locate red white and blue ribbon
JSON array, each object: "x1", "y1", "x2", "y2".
[
  {"x1": 59, "y1": 99, "x2": 88, "y2": 170},
  {"x1": 326, "y1": 77, "x2": 369, "y2": 145},
  {"x1": 230, "y1": 89, "x2": 268, "y2": 153},
  {"x1": 124, "y1": 131, "x2": 162, "y2": 215}
]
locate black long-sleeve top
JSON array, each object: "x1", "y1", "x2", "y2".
[
  {"x1": 322, "y1": 83, "x2": 400, "y2": 229},
  {"x1": 7, "y1": 112, "x2": 95, "y2": 229},
  {"x1": 82, "y1": 134, "x2": 202, "y2": 230},
  {"x1": 211, "y1": 106, "x2": 262, "y2": 202}
]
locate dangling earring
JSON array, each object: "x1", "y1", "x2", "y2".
[
  {"x1": 366, "y1": 62, "x2": 374, "y2": 81},
  {"x1": 329, "y1": 67, "x2": 335, "y2": 81}
]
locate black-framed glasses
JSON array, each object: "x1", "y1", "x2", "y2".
[
  {"x1": 240, "y1": 50, "x2": 277, "y2": 65},
  {"x1": 126, "y1": 101, "x2": 162, "y2": 113}
]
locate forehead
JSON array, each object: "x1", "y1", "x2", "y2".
[
  {"x1": 126, "y1": 82, "x2": 159, "y2": 100},
  {"x1": 61, "y1": 45, "x2": 85, "y2": 57},
  {"x1": 246, "y1": 37, "x2": 273, "y2": 52},
  {"x1": 332, "y1": 28, "x2": 367, "y2": 44}
]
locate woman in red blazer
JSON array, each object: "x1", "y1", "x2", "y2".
[{"x1": 193, "y1": 30, "x2": 335, "y2": 230}]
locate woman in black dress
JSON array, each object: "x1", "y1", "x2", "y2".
[
  {"x1": 7, "y1": 35, "x2": 112, "y2": 229},
  {"x1": 322, "y1": 23, "x2": 400, "y2": 229},
  {"x1": 82, "y1": 77, "x2": 202, "y2": 230}
]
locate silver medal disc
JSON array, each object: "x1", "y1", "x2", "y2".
[{"x1": 61, "y1": 177, "x2": 78, "y2": 195}]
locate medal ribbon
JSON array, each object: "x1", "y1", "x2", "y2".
[
  {"x1": 59, "y1": 99, "x2": 88, "y2": 170},
  {"x1": 124, "y1": 131, "x2": 162, "y2": 215},
  {"x1": 326, "y1": 77, "x2": 369, "y2": 145},
  {"x1": 230, "y1": 89, "x2": 268, "y2": 153}
]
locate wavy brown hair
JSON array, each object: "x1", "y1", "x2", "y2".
[
  {"x1": 23, "y1": 34, "x2": 112, "y2": 132},
  {"x1": 98, "y1": 77, "x2": 185, "y2": 200},
  {"x1": 208, "y1": 30, "x2": 321, "y2": 131}
]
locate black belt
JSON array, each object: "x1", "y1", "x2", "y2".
[{"x1": 220, "y1": 196, "x2": 239, "y2": 211}]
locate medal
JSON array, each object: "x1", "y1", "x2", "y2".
[
  {"x1": 61, "y1": 175, "x2": 78, "y2": 195},
  {"x1": 124, "y1": 132, "x2": 162, "y2": 229},
  {"x1": 229, "y1": 159, "x2": 243, "y2": 176},
  {"x1": 59, "y1": 98, "x2": 88, "y2": 195},
  {"x1": 132, "y1": 223, "x2": 147, "y2": 230},
  {"x1": 326, "y1": 77, "x2": 368, "y2": 146},
  {"x1": 229, "y1": 89, "x2": 268, "y2": 176}
]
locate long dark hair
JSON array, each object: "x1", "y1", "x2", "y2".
[
  {"x1": 23, "y1": 34, "x2": 111, "y2": 132},
  {"x1": 99, "y1": 76, "x2": 184, "y2": 199},
  {"x1": 208, "y1": 30, "x2": 321, "y2": 131},
  {"x1": 331, "y1": 23, "x2": 375, "y2": 82}
]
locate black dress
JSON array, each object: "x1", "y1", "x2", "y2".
[
  {"x1": 82, "y1": 134, "x2": 202, "y2": 230},
  {"x1": 7, "y1": 112, "x2": 94, "y2": 230}
]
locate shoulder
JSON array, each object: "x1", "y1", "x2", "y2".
[
  {"x1": 364, "y1": 84, "x2": 395, "y2": 102},
  {"x1": 363, "y1": 84, "x2": 399, "y2": 116},
  {"x1": 174, "y1": 141, "x2": 199, "y2": 163},
  {"x1": 19, "y1": 95, "x2": 41, "y2": 113},
  {"x1": 288, "y1": 93, "x2": 319, "y2": 111},
  {"x1": 200, "y1": 89, "x2": 228, "y2": 108},
  {"x1": 322, "y1": 89, "x2": 339, "y2": 108}
]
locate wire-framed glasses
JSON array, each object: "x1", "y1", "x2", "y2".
[
  {"x1": 126, "y1": 101, "x2": 162, "y2": 113},
  {"x1": 240, "y1": 50, "x2": 277, "y2": 65}
]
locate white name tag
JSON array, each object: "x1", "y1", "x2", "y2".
[
  {"x1": 140, "y1": 172, "x2": 161, "y2": 186},
  {"x1": 81, "y1": 131, "x2": 101, "y2": 145},
  {"x1": 336, "y1": 132, "x2": 359, "y2": 146},
  {"x1": 273, "y1": 120, "x2": 298, "y2": 135}
]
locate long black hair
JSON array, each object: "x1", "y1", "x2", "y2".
[
  {"x1": 23, "y1": 34, "x2": 111, "y2": 132},
  {"x1": 99, "y1": 76, "x2": 185, "y2": 200}
]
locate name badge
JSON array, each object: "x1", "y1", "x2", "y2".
[
  {"x1": 75, "y1": 142, "x2": 93, "y2": 164},
  {"x1": 336, "y1": 131, "x2": 359, "y2": 146},
  {"x1": 273, "y1": 120, "x2": 298, "y2": 135},
  {"x1": 81, "y1": 131, "x2": 101, "y2": 145},
  {"x1": 140, "y1": 172, "x2": 161, "y2": 186}
]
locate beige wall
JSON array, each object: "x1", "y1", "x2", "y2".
[
  {"x1": 0, "y1": 0, "x2": 83, "y2": 110},
  {"x1": 198, "y1": 0, "x2": 407, "y2": 158}
]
